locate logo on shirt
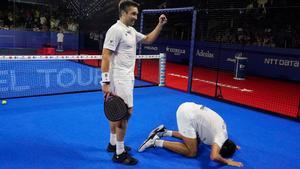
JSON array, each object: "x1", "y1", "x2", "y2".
[
  {"x1": 125, "y1": 30, "x2": 131, "y2": 37},
  {"x1": 110, "y1": 40, "x2": 114, "y2": 43}
]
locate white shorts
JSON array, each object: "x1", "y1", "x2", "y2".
[
  {"x1": 176, "y1": 105, "x2": 197, "y2": 139},
  {"x1": 110, "y1": 79, "x2": 134, "y2": 108}
]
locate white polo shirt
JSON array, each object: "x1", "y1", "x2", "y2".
[
  {"x1": 57, "y1": 33, "x2": 64, "y2": 42},
  {"x1": 176, "y1": 102, "x2": 228, "y2": 148},
  {"x1": 103, "y1": 20, "x2": 146, "y2": 80}
]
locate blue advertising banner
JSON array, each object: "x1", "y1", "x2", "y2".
[
  {"x1": 0, "y1": 60, "x2": 101, "y2": 99},
  {"x1": 0, "y1": 30, "x2": 79, "y2": 50},
  {"x1": 141, "y1": 40, "x2": 300, "y2": 81},
  {"x1": 1, "y1": 30, "x2": 299, "y2": 81}
]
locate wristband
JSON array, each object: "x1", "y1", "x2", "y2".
[
  {"x1": 100, "y1": 81, "x2": 110, "y2": 86},
  {"x1": 101, "y1": 72, "x2": 110, "y2": 82}
]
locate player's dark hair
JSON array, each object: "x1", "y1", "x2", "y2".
[
  {"x1": 220, "y1": 139, "x2": 237, "y2": 158},
  {"x1": 119, "y1": 0, "x2": 140, "y2": 17}
]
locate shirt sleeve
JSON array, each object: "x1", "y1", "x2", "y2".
[
  {"x1": 214, "y1": 134, "x2": 227, "y2": 148},
  {"x1": 135, "y1": 29, "x2": 146, "y2": 43},
  {"x1": 103, "y1": 27, "x2": 122, "y2": 51}
]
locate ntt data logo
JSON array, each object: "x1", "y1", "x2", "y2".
[
  {"x1": 264, "y1": 58, "x2": 299, "y2": 68},
  {"x1": 166, "y1": 46, "x2": 186, "y2": 56}
]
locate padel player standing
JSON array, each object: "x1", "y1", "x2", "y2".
[{"x1": 101, "y1": 0, "x2": 167, "y2": 165}]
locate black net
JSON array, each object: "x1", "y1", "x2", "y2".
[{"x1": 191, "y1": 1, "x2": 300, "y2": 117}]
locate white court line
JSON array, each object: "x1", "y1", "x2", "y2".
[
  {"x1": 168, "y1": 73, "x2": 253, "y2": 93},
  {"x1": 0, "y1": 55, "x2": 161, "y2": 60}
]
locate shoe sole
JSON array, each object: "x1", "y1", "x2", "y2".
[
  {"x1": 138, "y1": 125, "x2": 165, "y2": 152},
  {"x1": 138, "y1": 136, "x2": 153, "y2": 152},
  {"x1": 148, "y1": 124, "x2": 165, "y2": 138},
  {"x1": 112, "y1": 154, "x2": 138, "y2": 165}
]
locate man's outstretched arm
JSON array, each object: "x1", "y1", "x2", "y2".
[
  {"x1": 210, "y1": 144, "x2": 243, "y2": 167},
  {"x1": 142, "y1": 14, "x2": 167, "y2": 44}
]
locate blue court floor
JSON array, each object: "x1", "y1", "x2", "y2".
[{"x1": 0, "y1": 86, "x2": 300, "y2": 169}]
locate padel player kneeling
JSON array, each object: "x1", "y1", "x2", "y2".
[{"x1": 138, "y1": 102, "x2": 243, "y2": 167}]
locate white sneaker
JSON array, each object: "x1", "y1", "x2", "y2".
[
  {"x1": 148, "y1": 124, "x2": 166, "y2": 138},
  {"x1": 138, "y1": 135, "x2": 159, "y2": 152}
]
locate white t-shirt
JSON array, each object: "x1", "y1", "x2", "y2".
[
  {"x1": 176, "y1": 102, "x2": 228, "y2": 148},
  {"x1": 57, "y1": 33, "x2": 64, "y2": 42},
  {"x1": 103, "y1": 20, "x2": 146, "y2": 80},
  {"x1": 40, "y1": 16, "x2": 47, "y2": 25}
]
